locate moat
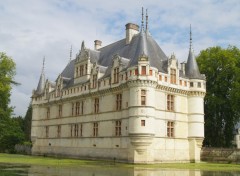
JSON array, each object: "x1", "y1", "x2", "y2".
[{"x1": 1, "y1": 163, "x2": 240, "y2": 176}]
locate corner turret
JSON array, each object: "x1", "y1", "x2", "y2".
[
  {"x1": 35, "y1": 58, "x2": 46, "y2": 95},
  {"x1": 185, "y1": 26, "x2": 203, "y2": 79}
]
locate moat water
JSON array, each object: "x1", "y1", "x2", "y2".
[{"x1": 0, "y1": 163, "x2": 240, "y2": 176}]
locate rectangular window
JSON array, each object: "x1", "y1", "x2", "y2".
[
  {"x1": 81, "y1": 101, "x2": 84, "y2": 115},
  {"x1": 141, "y1": 90, "x2": 146, "y2": 105},
  {"x1": 141, "y1": 66, "x2": 146, "y2": 75},
  {"x1": 94, "y1": 98, "x2": 99, "y2": 113},
  {"x1": 71, "y1": 103, "x2": 74, "y2": 116},
  {"x1": 47, "y1": 107, "x2": 50, "y2": 119},
  {"x1": 167, "y1": 94, "x2": 174, "y2": 111},
  {"x1": 75, "y1": 102, "x2": 80, "y2": 116},
  {"x1": 184, "y1": 81, "x2": 187, "y2": 87},
  {"x1": 116, "y1": 93, "x2": 122, "y2": 111},
  {"x1": 70, "y1": 124, "x2": 73, "y2": 137},
  {"x1": 167, "y1": 121, "x2": 174, "y2": 137},
  {"x1": 80, "y1": 65, "x2": 84, "y2": 76},
  {"x1": 58, "y1": 105, "x2": 62, "y2": 118},
  {"x1": 170, "y1": 68, "x2": 176, "y2": 84},
  {"x1": 74, "y1": 124, "x2": 79, "y2": 137},
  {"x1": 113, "y1": 67, "x2": 119, "y2": 83},
  {"x1": 141, "y1": 120, "x2": 145, "y2": 126},
  {"x1": 125, "y1": 72, "x2": 128, "y2": 80},
  {"x1": 135, "y1": 69, "x2": 138, "y2": 75},
  {"x1": 179, "y1": 80, "x2": 182, "y2": 86},
  {"x1": 159, "y1": 75, "x2": 162, "y2": 81},
  {"x1": 46, "y1": 126, "x2": 49, "y2": 138},
  {"x1": 190, "y1": 82, "x2": 194, "y2": 87},
  {"x1": 79, "y1": 123, "x2": 83, "y2": 137},
  {"x1": 149, "y1": 70, "x2": 152, "y2": 76},
  {"x1": 115, "y1": 120, "x2": 121, "y2": 136},
  {"x1": 85, "y1": 64, "x2": 87, "y2": 75},
  {"x1": 198, "y1": 82, "x2": 201, "y2": 88},
  {"x1": 57, "y1": 125, "x2": 61, "y2": 138},
  {"x1": 93, "y1": 122, "x2": 98, "y2": 137},
  {"x1": 165, "y1": 76, "x2": 168, "y2": 82}
]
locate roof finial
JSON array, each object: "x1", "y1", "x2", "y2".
[
  {"x1": 141, "y1": 7, "x2": 144, "y2": 32},
  {"x1": 42, "y1": 56, "x2": 45, "y2": 73},
  {"x1": 69, "y1": 45, "x2": 72, "y2": 62},
  {"x1": 146, "y1": 9, "x2": 148, "y2": 32},
  {"x1": 190, "y1": 24, "x2": 192, "y2": 50}
]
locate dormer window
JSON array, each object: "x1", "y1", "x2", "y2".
[
  {"x1": 170, "y1": 68, "x2": 176, "y2": 84},
  {"x1": 92, "y1": 74, "x2": 97, "y2": 88},
  {"x1": 113, "y1": 67, "x2": 119, "y2": 83},
  {"x1": 141, "y1": 66, "x2": 146, "y2": 75},
  {"x1": 80, "y1": 65, "x2": 84, "y2": 76}
]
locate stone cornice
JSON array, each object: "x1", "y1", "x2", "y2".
[{"x1": 127, "y1": 79, "x2": 157, "y2": 88}]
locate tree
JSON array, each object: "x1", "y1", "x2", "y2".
[
  {"x1": 0, "y1": 52, "x2": 23, "y2": 152},
  {"x1": 196, "y1": 46, "x2": 240, "y2": 147},
  {"x1": 23, "y1": 105, "x2": 32, "y2": 141}
]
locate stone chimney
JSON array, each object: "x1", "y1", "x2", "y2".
[
  {"x1": 94, "y1": 40, "x2": 102, "y2": 50},
  {"x1": 181, "y1": 62, "x2": 186, "y2": 75},
  {"x1": 125, "y1": 23, "x2": 139, "y2": 44}
]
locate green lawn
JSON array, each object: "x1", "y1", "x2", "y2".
[{"x1": 0, "y1": 153, "x2": 239, "y2": 171}]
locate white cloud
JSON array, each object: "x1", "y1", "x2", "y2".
[{"x1": 1, "y1": 0, "x2": 239, "y2": 116}]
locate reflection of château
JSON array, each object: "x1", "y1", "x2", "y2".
[{"x1": 31, "y1": 10, "x2": 206, "y2": 163}]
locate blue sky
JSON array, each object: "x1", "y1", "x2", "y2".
[{"x1": 1, "y1": 0, "x2": 240, "y2": 116}]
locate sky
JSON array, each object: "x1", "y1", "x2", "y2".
[{"x1": 1, "y1": 0, "x2": 240, "y2": 117}]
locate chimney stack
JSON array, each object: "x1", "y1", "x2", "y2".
[
  {"x1": 94, "y1": 40, "x2": 102, "y2": 50},
  {"x1": 125, "y1": 23, "x2": 139, "y2": 44}
]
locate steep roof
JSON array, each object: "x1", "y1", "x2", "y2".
[
  {"x1": 98, "y1": 31, "x2": 168, "y2": 72},
  {"x1": 185, "y1": 28, "x2": 204, "y2": 79},
  {"x1": 35, "y1": 59, "x2": 46, "y2": 94}
]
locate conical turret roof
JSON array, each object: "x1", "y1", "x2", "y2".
[{"x1": 185, "y1": 27, "x2": 203, "y2": 79}]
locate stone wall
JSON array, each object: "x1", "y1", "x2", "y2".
[
  {"x1": 15, "y1": 144, "x2": 32, "y2": 155},
  {"x1": 201, "y1": 147, "x2": 240, "y2": 163}
]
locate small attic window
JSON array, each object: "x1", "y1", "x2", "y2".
[
  {"x1": 198, "y1": 82, "x2": 201, "y2": 88},
  {"x1": 141, "y1": 66, "x2": 146, "y2": 75},
  {"x1": 149, "y1": 70, "x2": 153, "y2": 76}
]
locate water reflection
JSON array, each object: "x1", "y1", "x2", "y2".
[{"x1": 0, "y1": 163, "x2": 240, "y2": 176}]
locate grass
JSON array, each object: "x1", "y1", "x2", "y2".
[{"x1": 0, "y1": 153, "x2": 240, "y2": 171}]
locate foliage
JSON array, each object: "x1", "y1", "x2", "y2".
[
  {"x1": 23, "y1": 105, "x2": 32, "y2": 141},
  {"x1": 0, "y1": 52, "x2": 24, "y2": 153},
  {"x1": 197, "y1": 46, "x2": 240, "y2": 147}
]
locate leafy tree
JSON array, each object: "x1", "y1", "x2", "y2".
[
  {"x1": 0, "y1": 52, "x2": 23, "y2": 152},
  {"x1": 23, "y1": 105, "x2": 32, "y2": 141},
  {"x1": 197, "y1": 46, "x2": 240, "y2": 147}
]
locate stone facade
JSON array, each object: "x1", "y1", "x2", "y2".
[{"x1": 31, "y1": 18, "x2": 206, "y2": 163}]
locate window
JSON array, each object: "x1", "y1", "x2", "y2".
[
  {"x1": 167, "y1": 94, "x2": 174, "y2": 111},
  {"x1": 92, "y1": 74, "x2": 97, "y2": 88},
  {"x1": 198, "y1": 82, "x2": 201, "y2": 88},
  {"x1": 149, "y1": 70, "x2": 152, "y2": 76},
  {"x1": 141, "y1": 66, "x2": 146, "y2": 75},
  {"x1": 75, "y1": 102, "x2": 80, "y2": 115},
  {"x1": 71, "y1": 103, "x2": 74, "y2": 116},
  {"x1": 57, "y1": 85, "x2": 61, "y2": 97},
  {"x1": 165, "y1": 76, "x2": 168, "y2": 82},
  {"x1": 70, "y1": 124, "x2": 73, "y2": 137},
  {"x1": 125, "y1": 72, "x2": 128, "y2": 80},
  {"x1": 81, "y1": 101, "x2": 84, "y2": 115},
  {"x1": 179, "y1": 80, "x2": 182, "y2": 86},
  {"x1": 46, "y1": 126, "x2": 49, "y2": 138},
  {"x1": 116, "y1": 93, "x2": 122, "y2": 111},
  {"x1": 85, "y1": 64, "x2": 87, "y2": 74},
  {"x1": 94, "y1": 98, "x2": 99, "y2": 113},
  {"x1": 93, "y1": 122, "x2": 98, "y2": 137},
  {"x1": 115, "y1": 120, "x2": 121, "y2": 136},
  {"x1": 76, "y1": 67, "x2": 78, "y2": 77},
  {"x1": 170, "y1": 68, "x2": 176, "y2": 84},
  {"x1": 141, "y1": 90, "x2": 146, "y2": 105},
  {"x1": 113, "y1": 67, "x2": 119, "y2": 83},
  {"x1": 74, "y1": 124, "x2": 79, "y2": 137},
  {"x1": 135, "y1": 69, "x2": 138, "y2": 75},
  {"x1": 141, "y1": 120, "x2": 145, "y2": 126},
  {"x1": 57, "y1": 125, "x2": 61, "y2": 138},
  {"x1": 80, "y1": 65, "x2": 84, "y2": 76},
  {"x1": 159, "y1": 75, "x2": 162, "y2": 81},
  {"x1": 58, "y1": 105, "x2": 62, "y2": 118},
  {"x1": 167, "y1": 121, "x2": 174, "y2": 137},
  {"x1": 190, "y1": 82, "x2": 194, "y2": 87},
  {"x1": 47, "y1": 107, "x2": 50, "y2": 119},
  {"x1": 184, "y1": 81, "x2": 187, "y2": 87},
  {"x1": 79, "y1": 123, "x2": 83, "y2": 137}
]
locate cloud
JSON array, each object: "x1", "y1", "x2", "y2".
[{"x1": 1, "y1": 0, "x2": 239, "y2": 116}]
